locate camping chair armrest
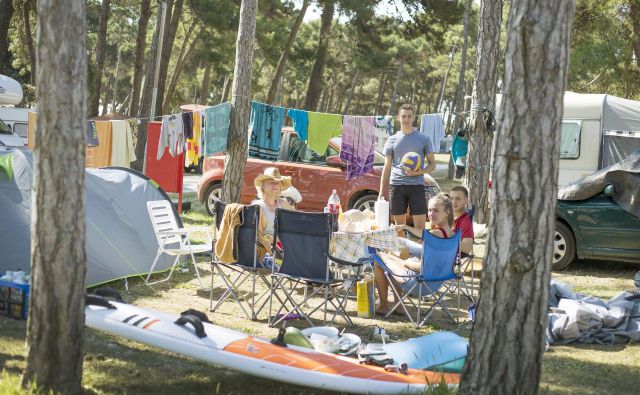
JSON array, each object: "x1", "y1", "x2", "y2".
[
  {"x1": 157, "y1": 229, "x2": 190, "y2": 236},
  {"x1": 328, "y1": 254, "x2": 371, "y2": 268}
]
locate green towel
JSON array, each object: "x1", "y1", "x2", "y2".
[
  {"x1": 307, "y1": 112, "x2": 343, "y2": 154},
  {"x1": 0, "y1": 153, "x2": 13, "y2": 181}
]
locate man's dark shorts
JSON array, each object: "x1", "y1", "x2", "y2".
[{"x1": 389, "y1": 184, "x2": 427, "y2": 216}]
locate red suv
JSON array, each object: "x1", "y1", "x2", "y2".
[{"x1": 197, "y1": 129, "x2": 439, "y2": 215}]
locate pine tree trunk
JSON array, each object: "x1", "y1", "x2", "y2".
[
  {"x1": 131, "y1": 2, "x2": 164, "y2": 172},
  {"x1": 155, "y1": 0, "x2": 183, "y2": 116},
  {"x1": 452, "y1": 0, "x2": 472, "y2": 124},
  {"x1": 266, "y1": 0, "x2": 309, "y2": 104},
  {"x1": 630, "y1": 1, "x2": 640, "y2": 79},
  {"x1": 128, "y1": 0, "x2": 151, "y2": 117},
  {"x1": 459, "y1": 1, "x2": 575, "y2": 394},
  {"x1": 199, "y1": 63, "x2": 212, "y2": 104},
  {"x1": 220, "y1": 73, "x2": 232, "y2": 103},
  {"x1": 465, "y1": 0, "x2": 503, "y2": 224},
  {"x1": 374, "y1": 73, "x2": 387, "y2": 114},
  {"x1": 386, "y1": 63, "x2": 403, "y2": 115},
  {"x1": 102, "y1": 76, "x2": 112, "y2": 115},
  {"x1": 0, "y1": 0, "x2": 14, "y2": 71},
  {"x1": 303, "y1": 0, "x2": 334, "y2": 110},
  {"x1": 162, "y1": 25, "x2": 200, "y2": 114},
  {"x1": 222, "y1": 0, "x2": 257, "y2": 203},
  {"x1": 23, "y1": 0, "x2": 36, "y2": 85},
  {"x1": 88, "y1": 0, "x2": 111, "y2": 116},
  {"x1": 23, "y1": 0, "x2": 87, "y2": 393},
  {"x1": 342, "y1": 70, "x2": 359, "y2": 114}
]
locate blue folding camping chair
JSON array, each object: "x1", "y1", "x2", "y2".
[{"x1": 371, "y1": 229, "x2": 461, "y2": 327}]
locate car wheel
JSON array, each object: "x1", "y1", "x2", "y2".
[
  {"x1": 351, "y1": 194, "x2": 378, "y2": 212},
  {"x1": 204, "y1": 183, "x2": 222, "y2": 216},
  {"x1": 553, "y1": 221, "x2": 576, "y2": 271}
]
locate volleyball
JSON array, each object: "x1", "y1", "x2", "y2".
[{"x1": 401, "y1": 152, "x2": 423, "y2": 173}]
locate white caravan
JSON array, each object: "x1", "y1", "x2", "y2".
[
  {"x1": 0, "y1": 74, "x2": 26, "y2": 147},
  {"x1": 497, "y1": 92, "x2": 640, "y2": 186}
]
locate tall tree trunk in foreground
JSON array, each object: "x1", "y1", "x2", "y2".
[
  {"x1": 221, "y1": 0, "x2": 257, "y2": 203},
  {"x1": 303, "y1": 0, "x2": 334, "y2": 110},
  {"x1": 131, "y1": 2, "x2": 164, "y2": 172},
  {"x1": 128, "y1": 0, "x2": 151, "y2": 117},
  {"x1": 266, "y1": 0, "x2": 309, "y2": 104},
  {"x1": 88, "y1": 0, "x2": 111, "y2": 116},
  {"x1": 464, "y1": 0, "x2": 503, "y2": 224},
  {"x1": 0, "y1": 0, "x2": 14, "y2": 72},
  {"x1": 23, "y1": 0, "x2": 87, "y2": 393},
  {"x1": 460, "y1": 1, "x2": 575, "y2": 394}
]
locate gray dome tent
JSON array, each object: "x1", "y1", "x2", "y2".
[{"x1": 0, "y1": 148, "x2": 178, "y2": 286}]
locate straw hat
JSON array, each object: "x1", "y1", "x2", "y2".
[{"x1": 253, "y1": 167, "x2": 292, "y2": 190}]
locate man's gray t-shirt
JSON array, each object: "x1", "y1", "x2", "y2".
[{"x1": 383, "y1": 130, "x2": 433, "y2": 185}]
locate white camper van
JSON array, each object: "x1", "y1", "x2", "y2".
[
  {"x1": 497, "y1": 92, "x2": 640, "y2": 186},
  {"x1": 0, "y1": 74, "x2": 26, "y2": 147}
]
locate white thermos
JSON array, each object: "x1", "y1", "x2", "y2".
[{"x1": 374, "y1": 198, "x2": 390, "y2": 229}]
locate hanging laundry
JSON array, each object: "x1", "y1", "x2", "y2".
[
  {"x1": 249, "y1": 101, "x2": 285, "y2": 160},
  {"x1": 340, "y1": 116, "x2": 376, "y2": 180},
  {"x1": 158, "y1": 114, "x2": 185, "y2": 160},
  {"x1": 110, "y1": 120, "x2": 137, "y2": 168},
  {"x1": 420, "y1": 114, "x2": 445, "y2": 153},
  {"x1": 204, "y1": 102, "x2": 231, "y2": 156},
  {"x1": 86, "y1": 121, "x2": 99, "y2": 147},
  {"x1": 127, "y1": 119, "x2": 138, "y2": 151},
  {"x1": 306, "y1": 112, "x2": 343, "y2": 154},
  {"x1": 374, "y1": 115, "x2": 394, "y2": 154},
  {"x1": 287, "y1": 108, "x2": 309, "y2": 141},
  {"x1": 86, "y1": 121, "x2": 113, "y2": 168},
  {"x1": 182, "y1": 112, "x2": 194, "y2": 140},
  {"x1": 185, "y1": 110, "x2": 202, "y2": 168}
]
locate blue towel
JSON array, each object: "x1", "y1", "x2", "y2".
[
  {"x1": 249, "y1": 102, "x2": 285, "y2": 160},
  {"x1": 203, "y1": 102, "x2": 231, "y2": 156},
  {"x1": 287, "y1": 108, "x2": 309, "y2": 141}
]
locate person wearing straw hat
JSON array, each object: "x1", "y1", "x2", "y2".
[{"x1": 252, "y1": 167, "x2": 297, "y2": 247}]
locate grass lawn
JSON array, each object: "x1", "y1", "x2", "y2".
[{"x1": 1, "y1": 173, "x2": 639, "y2": 394}]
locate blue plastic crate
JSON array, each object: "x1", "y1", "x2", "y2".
[{"x1": 0, "y1": 277, "x2": 30, "y2": 320}]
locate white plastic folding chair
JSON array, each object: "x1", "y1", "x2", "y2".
[{"x1": 145, "y1": 200, "x2": 211, "y2": 288}]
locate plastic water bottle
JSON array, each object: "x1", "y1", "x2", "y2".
[
  {"x1": 327, "y1": 190, "x2": 341, "y2": 231},
  {"x1": 374, "y1": 198, "x2": 389, "y2": 229}
]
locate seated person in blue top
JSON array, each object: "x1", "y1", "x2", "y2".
[
  {"x1": 374, "y1": 193, "x2": 456, "y2": 316},
  {"x1": 252, "y1": 167, "x2": 297, "y2": 249}
]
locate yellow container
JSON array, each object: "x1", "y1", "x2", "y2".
[{"x1": 356, "y1": 280, "x2": 370, "y2": 318}]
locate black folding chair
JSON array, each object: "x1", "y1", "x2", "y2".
[
  {"x1": 210, "y1": 201, "x2": 273, "y2": 320},
  {"x1": 267, "y1": 209, "x2": 368, "y2": 327}
]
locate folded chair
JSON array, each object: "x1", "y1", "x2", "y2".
[
  {"x1": 145, "y1": 200, "x2": 209, "y2": 288},
  {"x1": 371, "y1": 230, "x2": 461, "y2": 327},
  {"x1": 268, "y1": 209, "x2": 368, "y2": 327},
  {"x1": 210, "y1": 201, "x2": 273, "y2": 320}
]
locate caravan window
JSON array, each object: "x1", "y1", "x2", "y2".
[
  {"x1": 13, "y1": 122, "x2": 27, "y2": 138},
  {"x1": 560, "y1": 121, "x2": 581, "y2": 159}
]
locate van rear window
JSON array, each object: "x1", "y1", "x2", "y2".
[{"x1": 13, "y1": 123, "x2": 27, "y2": 138}]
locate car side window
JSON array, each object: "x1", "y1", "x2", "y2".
[
  {"x1": 287, "y1": 135, "x2": 326, "y2": 165},
  {"x1": 560, "y1": 121, "x2": 581, "y2": 159}
]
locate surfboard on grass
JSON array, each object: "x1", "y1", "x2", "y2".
[{"x1": 85, "y1": 299, "x2": 460, "y2": 394}]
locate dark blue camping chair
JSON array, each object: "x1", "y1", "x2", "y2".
[
  {"x1": 210, "y1": 201, "x2": 276, "y2": 321},
  {"x1": 268, "y1": 208, "x2": 369, "y2": 327},
  {"x1": 371, "y1": 229, "x2": 461, "y2": 327}
]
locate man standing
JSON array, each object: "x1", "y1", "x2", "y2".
[{"x1": 379, "y1": 104, "x2": 436, "y2": 230}]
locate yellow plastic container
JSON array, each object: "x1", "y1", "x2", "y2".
[{"x1": 356, "y1": 280, "x2": 370, "y2": 318}]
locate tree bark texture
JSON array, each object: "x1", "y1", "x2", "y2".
[
  {"x1": 128, "y1": 0, "x2": 151, "y2": 117},
  {"x1": 465, "y1": 0, "x2": 503, "y2": 224},
  {"x1": 88, "y1": 0, "x2": 111, "y2": 116},
  {"x1": 221, "y1": 0, "x2": 257, "y2": 203},
  {"x1": 132, "y1": 2, "x2": 163, "y2": 171},
  {"x1": 629, "y1": 1, "x2": 640, "y2": 80},
  {"x1": 22, "y1": 0, "x2": 36, "y2": 84},
  {"x1": 162, "y1": 24, "x2": 201, "y2": 114},
  {"x1": 155, "y1": 0, "x2": 183, "y2": 116},
  {"x1": 220, "y1": 73, "x2": 232, "y2": 103},
  {"x1": 0, "y1": 0, "x2": 13, "y2": 72},
  {"x1": 303, "y1": 0, "x2": 334, "y2": 111},
  {"x1": 459, "y1": 1, "x2": 575, "y2": 394},
  {"x1": 266, "y1": 0, "x2": 309, "y2": 104},
  {"x1": 23, "y1": 0, "x2": 87, "y2": 393}
]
